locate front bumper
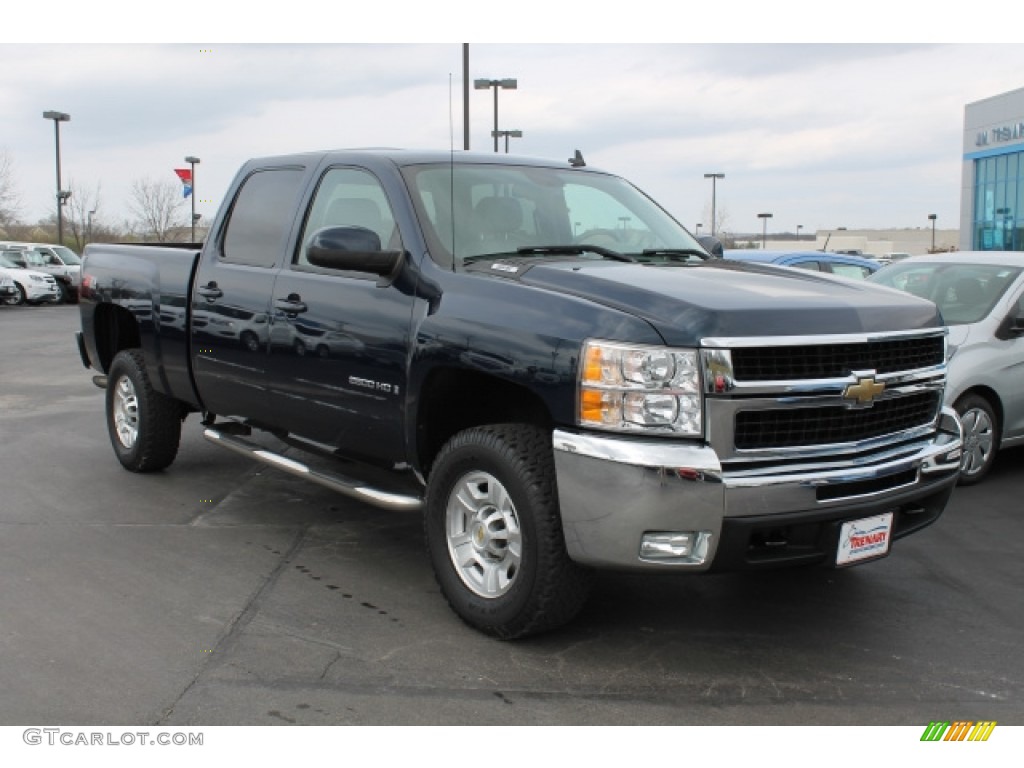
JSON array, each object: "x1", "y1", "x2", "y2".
[
  {"x1": 552, "y1": 406, "x2": 963, "y2": 571},
  {"x1": 25, "y1": 284, "x2": 60, "y2": 303}
]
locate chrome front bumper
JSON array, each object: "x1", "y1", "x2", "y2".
[{"x1": 552, "y1": 406, "x2": 963, "y2": 571}]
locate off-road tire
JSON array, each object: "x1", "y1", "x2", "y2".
[
  {"x1": 106, "y1": 349, "x2": 182, "y2": 472},
  {"x1": 425, "y1": 424, "x2": 593, "y2": 639}
]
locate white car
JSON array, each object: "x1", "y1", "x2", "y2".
[
  {"x1": 0, "y1": 253, "x2": 61, "y2": 305},
  {"x1": 0, "y1": 243, "x2": 80, "y2": 303},
  {"x1": 869, "y1": 251, "x2": 1024, "y2": 484}
]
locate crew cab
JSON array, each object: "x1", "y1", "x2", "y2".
[{"x1": 76, "y1": 149, "x2": 964, "y2": 638}]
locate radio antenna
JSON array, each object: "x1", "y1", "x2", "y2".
[{"x1": 449, "y1": 73, "x2": 457, "y2": 271}]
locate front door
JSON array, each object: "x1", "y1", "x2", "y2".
[{"x1": 265, "y1": 165, "x2": 414, "y2": 465}]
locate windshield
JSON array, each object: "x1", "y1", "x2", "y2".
[
  {"x1": 51, "y1": 246, "x2": 81, "y2": 265},
  {"x1": 401, "y1": 163, "x2": 703, "y2": 268},
  {"x1": 0, "y1": 253, "x2": 25, "y2": 268},
  {"x1": 869, "y1": 261, "x2": 1022, "y2": 325},
  {"x1": 21, "y1": 250, "x2": 47, "y2": 268}
]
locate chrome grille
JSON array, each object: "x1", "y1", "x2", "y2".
[
  {"x1": 730, "y1": 336, "x2": 944, "y2": 381},
  {"x1": 700, "y1": 330, "x2": 947, "y2": 463},
  {"x1": 735, "y1": 391, "x2": 941, "y2": 450}
]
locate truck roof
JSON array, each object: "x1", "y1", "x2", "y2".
[{"x1": 239, "y1": 148, "x2": 602, "y2": 173}]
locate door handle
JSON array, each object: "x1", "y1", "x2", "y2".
[{"x1": 197, "y1": 284, "x2": 223, "y2": 300}]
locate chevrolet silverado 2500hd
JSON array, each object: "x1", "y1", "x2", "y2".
[{"x1": 76, "y1": 150, "x2": 963, "y2": 638}]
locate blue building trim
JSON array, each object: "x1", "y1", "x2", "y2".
[{"x1": 964, "y1": 144, "x2": 1024, "y2": 161}]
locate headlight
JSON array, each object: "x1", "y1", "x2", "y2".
[
  {"x1": 29, "y1": 275, "x2": 44, "y2": 282},
  {"x1": 579, "y1": 340, "x2": 702, "y2": 435}
]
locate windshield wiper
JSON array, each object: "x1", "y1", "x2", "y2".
[
  {"x1": 635, "y1": 248, "x2": 710, "y2": 262},
  {"x1": 515, "y1": 245, "x2": 636, "y2": 262},
  {"x1": 462, "y1": 244, "x2": 637, "y2": 265}
]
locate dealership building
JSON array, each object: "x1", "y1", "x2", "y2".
[{"x1": 961, "y1": 86, "x2": 1024, "y2": 251}]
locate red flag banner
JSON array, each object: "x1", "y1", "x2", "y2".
[{"x1": 174, "y1": 168, "x2": 193, "y2": 198}]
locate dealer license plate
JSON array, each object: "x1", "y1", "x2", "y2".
[{"x1": 836, "y1": 512, "x2": 894, "y2": 566}]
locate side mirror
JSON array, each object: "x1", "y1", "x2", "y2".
[
  {"x1": 697, "y1": 235, "x2": 724, "y2": 258},
  {"x1": 306, "y1": 226, "x2": 402, "y2": 278},
  {"x1": 994, "y1": 299, "x2": 1024, "y2": 340}
]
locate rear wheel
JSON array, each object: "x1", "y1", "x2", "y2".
[
  {"x1": 425, "y1": 424, "x2": 592, "y2": 639},
  {"x1": 106, "y1": 349, "x2": 183, "y2": 472},
  {"x1": 955, "y1": 393, "x2": 999, "y2": 486}
]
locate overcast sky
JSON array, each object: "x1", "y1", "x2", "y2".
[{"x1": 4, "y1": 11, "x2": 1024, "y2": 238}]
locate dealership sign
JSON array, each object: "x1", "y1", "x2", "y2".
[{"x1": 976, "y1": 122, "x2": 1024, "y2": 147}]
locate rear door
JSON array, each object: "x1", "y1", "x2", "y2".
[{"x1": 191, "y1": 164, "x2": 309, "y2": 422}]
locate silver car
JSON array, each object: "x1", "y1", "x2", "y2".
[{"x1": 869, "y1": 252, "x2": 1024, "y2": 484}]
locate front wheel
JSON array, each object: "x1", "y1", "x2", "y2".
[
  {"x1": 425, "y1": 424, "x2": 592, "y2": 639},
  {"x1": 106, "y1": 349, "x2": 183, "y2": 472},
  {"x1": 955, "y1": 392, "x2": 999, "y2": 486}
]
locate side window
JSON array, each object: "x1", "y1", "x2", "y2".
[
  {"x1": 221, "y1": 168, "x2": 306, "y2": 268},
  {"x1": 297, "y1": 167, "x2": 399, "y2": 267},
  {"x1": 793, "y1": 260, "x2": 822, "y2": 272},
  {"x1": 830, "y1": 263, "x2": 871, "y2": 279}
]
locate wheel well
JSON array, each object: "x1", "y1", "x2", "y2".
[
  {"x1": 956, "y1": 385, "x2": 1003, "y2": 429},
  {"x1": 93, "y1": 303, "x2": 142, "y2": 372},
  {"x1": 416, "y1": 368, "x2": 553, "y2": 475}
]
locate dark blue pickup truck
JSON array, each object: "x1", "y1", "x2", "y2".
[{"x1": 76, "y1": 149, "x2": 963, "y2": 638}]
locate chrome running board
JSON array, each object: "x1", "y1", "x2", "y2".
[{"x1": 203, "y1": 428, "x2": 423, "y2": 512}]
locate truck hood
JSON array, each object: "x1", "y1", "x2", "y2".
[{"x1": 504, "y1": 259, "x2": 943, "y2": 345}]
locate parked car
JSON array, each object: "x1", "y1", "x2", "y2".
[
  {"x1": 76, "y1": 148, "x2": 964, "y2": 638},
  {"x1": 0, "y1": 274, "x2": 18, "y2": 304},
  {"x1": 0, "y1": 242, "x2": 81, "y2": 302},
  {"x1": 723, "y1": 249, "x2": 881, "y2": 279},
  {"x1": 869, "y1": 252, "x2": 1024, "y2": 484},
  {"x1": 0, "y1": 253, "x2": 61, "y2": 305}
]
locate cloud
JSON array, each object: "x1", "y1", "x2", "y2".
[{"x1": 6, "y1": 43, "x2": 1024, "y2": 233}]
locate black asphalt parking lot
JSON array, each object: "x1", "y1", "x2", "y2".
[{"x1": 2, "y1": 303, "x2": 1023, "y2": 727}]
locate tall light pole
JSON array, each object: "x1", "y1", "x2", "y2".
[
  {"x1": 462, "y1": 44, "x2": 470, "y2": 150},
  {"x1": 43, "y1": 111, "x2": 71, "y2": 245},
  {"x1": 927, "y1": 213, "x2": 937, "y2": 252},
  {"x1": 758, "y1": 212, "x2": 773, "y2": 249},
  {"x1": 185, "y1": 155, "x2": 200, "y2": 243},
  {"x1": 474, "y1": 78, "x2": 517, "y2": 153},
  {"x1": 492, "y1": 129, "x2": 523, "y2": 153},
  {"x1": 87, "y1": 208, "x2": 96, "y2": 244},
  {"x1": 703, "y1": 173, "x2": 724, "y2": 236}
]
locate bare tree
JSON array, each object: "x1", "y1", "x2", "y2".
[
  {"x1": 129, "y1": 177, "x2": 186, "y2": 242},
  {"x1": 700, "y1": 203, "x2": 734, "y2": 247},
  {"x1": 0, "y1": 149, "x2": 21, "y2": 229},
  {"x1": 65, "y1": 180, "x2": 103, "y2": 251}
]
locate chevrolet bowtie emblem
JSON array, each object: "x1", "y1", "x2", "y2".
[{"x1": 844, "y1": 376, "x2": 886, "y2": 404}]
